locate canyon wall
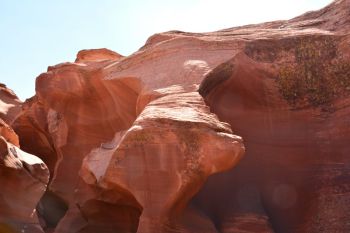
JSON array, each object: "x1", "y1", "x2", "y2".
[{"x1": 1, "y1": 0, "x2": 350, "y2": 232}]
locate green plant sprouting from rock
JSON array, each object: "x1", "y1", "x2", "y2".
[{"x1": 277, "y1": 36, "x2": 350, "y2": 107}]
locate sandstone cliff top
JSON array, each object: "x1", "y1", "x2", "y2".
[{"x1": 75, "y1": 48, "x2": 123, "y2": 63}]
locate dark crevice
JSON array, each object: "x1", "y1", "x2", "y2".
[
  {"x1": 79, "y1": 199, "x2": 142, "y2": 233},
  {"x1": 260, "y1": 193, "x2": 280, "y2": 233},
  {"x1": 36, "y1": 191, "x2": 69, "y2": 230},
  {"x1": 198, "y1": 59, "x2": 235, "y2": 97}
]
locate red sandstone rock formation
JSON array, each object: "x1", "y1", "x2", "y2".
[
  {"x1": 0, "y1": 119, "x2": 19, "y2": 146},
  {"x1": 0, "y1": 85, "x2": 49, "y2": 233},
  {"x1": 13, "y1": 57, "x2": 141, "y2": 232},
  {"x1": 0, "y1": 83, "x2": 21, "y2": 124},
  {"x1": 193, "y1": 1, "x2": 350, "y2": 232},
  {"x1": 78, "y1": 86, "x2": 243, "y2": 233},
  {"x1": 0, "y1": 117, "x2": 49, "y2": 233},
  {"x1": 3, "y1": 0, "x2": 350, "y2": 232},
  {"x1": 75, "y1": 48, "x2": 123, "y2": 64},
  {"x1": 12, "y1": 48, "x2": 244, "y2": 233}
]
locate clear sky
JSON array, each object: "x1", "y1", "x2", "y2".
[{"x1": 0, "y1": 0, "x2": 333, "y2": 100}]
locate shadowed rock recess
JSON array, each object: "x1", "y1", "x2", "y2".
[{"x1": 1, "y1": 0, "x2": 350, "y2": 232}]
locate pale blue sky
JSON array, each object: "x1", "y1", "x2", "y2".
[{"x1": 0, "y1": 0, "x2": 333, "y2": 100}]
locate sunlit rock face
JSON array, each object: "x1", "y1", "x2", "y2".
[
  {"x1": 13, "y1": 55, "x2": 142, "y2": 233},
  {"x1": 0, "y1": 85, "x2": 49, "y2": 233},
  {"x1": 0, "y1": 83, "x2": 21, "y2": 125},
  {"x1": 193, "y1": 1, "x2": 350, "y2": 232},
  {"x1": 78, "y1": 86, "x2": 244, "y2": 233},
  {"x1": 195, "y1": 49, "x2": 350, "y2": 233},
  {"x1": 0, "y1": 118, "x2": 49, "y2": 233},
  {"x1": 75, "y1": 48, "x2": 123, "y2": 64},
  {"x1": 3, "y1": 0, "x2": 350, "y2": 232},
  {"x1": 12, "y1": 49, "x2": 244, "y2": 233}
]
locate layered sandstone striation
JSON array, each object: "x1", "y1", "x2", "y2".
[
  {"x1": 12, "y1": 52, "x2": 244, "y2": 233},
  {"x1": 13, "y1": 57, "x2": 142, "y2": 232},
  {"x1": 79, "y1": 86, "x2": 244, "y2": 233},
  {"x1": 2, "y1": 0, "x2": 350, "y2": 232}
]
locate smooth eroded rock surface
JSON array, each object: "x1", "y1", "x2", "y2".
[
  {"x1": 0, "y1": 83, "x2": 21, "y2": 124},
  {"x1": 0, "y1": 122, "x2": 49, "y2": 233},
  {"x1": 75, "y1": 48, "x2": 123, "y2": 63},
  {"x1": 79, "y1": 86, "x2": 244, "y2": 233},
  {"x1": 4, "y1": 0, "x2": 350, "y2": 232}
]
